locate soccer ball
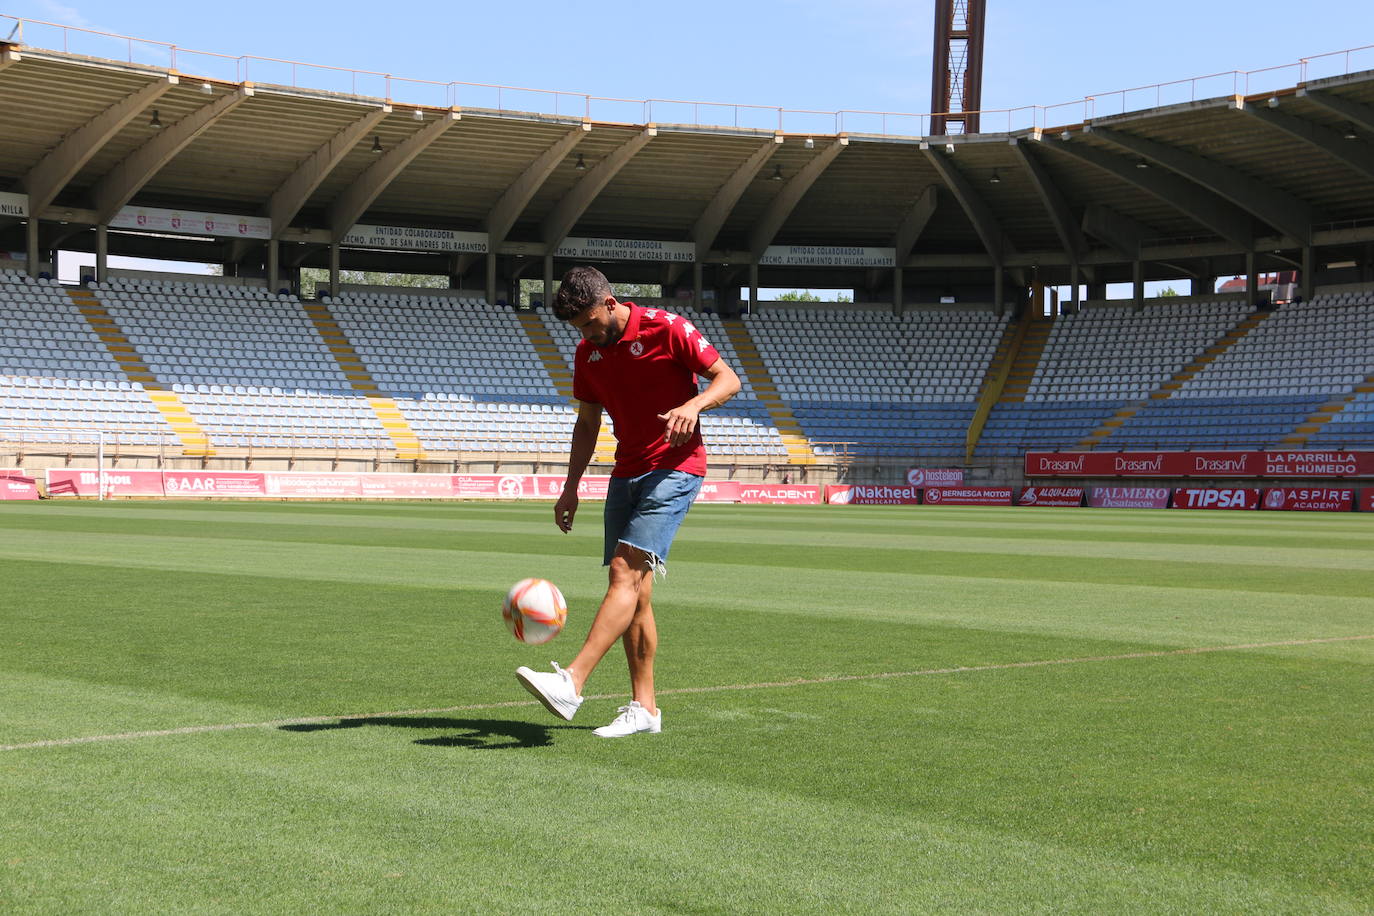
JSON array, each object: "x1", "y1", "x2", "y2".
[{"x1": 502, "y1": 578, "x2": 568, "y2": 645}]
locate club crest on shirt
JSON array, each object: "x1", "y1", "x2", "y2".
[{"x1": 629, "y1": 341, "x2": 644, "y2": 357}]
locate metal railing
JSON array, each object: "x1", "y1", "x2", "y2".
[{"x1": 3, "y1": 14, "x2": 1372, "y2": 138}]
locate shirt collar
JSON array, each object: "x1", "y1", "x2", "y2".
[{"x1": 619, "y1": 301, "x2": 643, "y2": 342}]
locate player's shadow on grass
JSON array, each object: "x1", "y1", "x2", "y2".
[{"x1": 279, "y1": 716, "x2": 587, "y2": 749}]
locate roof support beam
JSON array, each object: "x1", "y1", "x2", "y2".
[
  {"x1": 20, "y1": 76, "x2": 177, "y2": 218},
  {"x1": 91, "y1": 86, "x2": 252, "y2": 225},
  {"x1": 1014, "y1": 140, "x2": 1087, "y2": 259},
  {"x1": 1082, "y1": 203, "x2": 1152, "y2": 259},
  {"x1": 1299, "y1": 89, "x2": 1374, "y2": 136},
  {"x1": 327, "y1": 109, "x2": 460, "y2": 240},
  {"x1": 486, "y1": 125, "x2": 588, "y2": 250},
  {"x1": 894, "y1": 184, "x2": 940, "y2": 264},
  {"x1": 541, "y1": 127, "x2": 654, "y2": 249},
  {"x1": 268, "y1": 104, "x2": 390, "y2": 236},
  {"x1": 0, "y1": 46, "x2": 19, "y2": 73},
  {"x1": 1041, "y1": 137, "x2": 1254, "y2": 250},
  {"x1": 1240, "y1": 103, "x2": 1374, "y2": 184},
  {"x1": 748, "y1": 138, "x2": 846, "y2": 258},
  {"x1": 665, "y1": 137, "x2": 780, "y2": 286},
  {"x1": 922, "y1": 146, "x2": 1012, "y2": 264},
  {"x1": 1089, "y1": 124, "x2": 1319, "y2": 244}
]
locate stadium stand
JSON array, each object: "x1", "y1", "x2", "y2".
[
  {"x1": 328, "y1": 291, "x2": 571, "y2": 453},
  {"x1": 91, "y1": 278, "x2": 389, "y2": 450},
  {"x1": 976, "y1": 300, "x2": 1252, "y2": 456},
  {"x1": 0, "y1": 270, "x2": 171, "y2": 445},
  {"x1": 746, "y1": 307, "x2": 1008, "y2": 461},
  {"x1": 1109, "y1": 294, "x2": 1374, "y2": 449}
]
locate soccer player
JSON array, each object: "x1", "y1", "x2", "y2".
[{"x1": 516, "y1": 266, "x2": 740, "y2": 737}]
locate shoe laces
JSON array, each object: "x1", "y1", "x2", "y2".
[{"x1": 611, "y1": 702, "x2": 642, "y2": 725}]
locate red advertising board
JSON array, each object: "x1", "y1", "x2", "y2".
[
  {"x1": 826, "y1": 484, "x2": 921, "y2": 505},
  {"x1": 697, "y1": 480, "x2": 742, "y2": 503},
  {"x1": 1026, "y1": 450, "x2": 1374, "y2": 478},
  {"x1": 1171, "y1": 487, "x2": 1261, "y2": 510},
  {"x1": 737, "y1": 483, "x2": 821, "y2": 505},
  {"x1": 0, "y1": 469, "x2": 39, "y2": 500},
  {"x1": 906, "y1": 467, "x2": 964, "y2": 487},
  {"x1": 1261, "y1": 487, "x2": 1355, "y2": 512},
  {"x1": 1017, "y1": 486, "x2": 1084, "y2": 507},
  {"x1": 922, "y1": 486, "x2": 1013, "y2": 506},
  {"x1": 1364, "y1": 489, "x2": 1374, "y2": 512},
  {"x1": 163, "y1": 471, "x2": 266, "y2": 497},
  {"x1": 358, "y1": 474, "x2": 457, "y2": 499},
  {"x1": 1089, "y1": 486, "x2": 1171, "y2": 509},
  {"x1": 46, "y1": 468, "x2": 165, "y2": 497}
]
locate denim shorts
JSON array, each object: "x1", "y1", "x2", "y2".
[{"x1": 603, "y1": 469, "x2": 704, "y2": 574}]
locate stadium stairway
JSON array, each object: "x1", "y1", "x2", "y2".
[
  {"x1": 302, "y1": 301, "x2": 424, "y2": 459},
  {"x1": 1282, "y1": 370, "x2": 1374, "y2": 446},
  {"x1": 69, "y1": 288, "x2": 213, "y2": 456},
  {"x1": 720, "y1": 319, "x2": 816, "y2": 465},
  {"x1": 517, "y1": 311, "x2": 616, "y2": 464},
  {"x1": 963, "y1": 314, "x2": 1027, "y2": 462},
  {"x1": 1079, "y1": 309, "x2": 1272, "y2": 449}
]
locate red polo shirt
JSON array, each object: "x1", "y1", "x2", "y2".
[{"x1": 573, "y1": 303, "x2": 721, "y2": 478}]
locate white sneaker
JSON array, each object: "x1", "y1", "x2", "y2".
[
  {"x1": 515, "y1": 662, "x2": 583, "y2": 721},
  {"x1": 593, "y1": 701, "x2": 662, "y2": 738}
]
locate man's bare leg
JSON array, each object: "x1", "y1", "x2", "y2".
[
  {"x1": 565, "y1": 543, "x2": 653, "y2": 695},
  {"x1": 623, "y1": 574, "x2": 658, "y2": 714}
]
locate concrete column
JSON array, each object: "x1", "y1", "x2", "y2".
[
  {"x1": 267, "y1": 239, "x2": 280, "y2": 293},
  {"x1": 328, "y1": 242, "x2": 340, "y2": 297},
  {"x1": 993, "y1": 266, "x2": 1004, "y2": 317},
  {"x1": 25, "y1": 218, "x2": 39, "y2": 278},
  {"x1": 748, "y1": 262, "x2": 759, "y2": 315},
  {"x1": 542, "y1": 254, "x2": 554, "y2": 308},
  {"x1": 1300, "y1": 246, "x2": 1314, "y2": 302},
  {"x1": 1244, "y1": 249, "x2": 1258, "y2": 307},
  {"x1": 692, "y1": 260, "x2": 703, "y2": 311},
  {"x1": 1067, "y1": 261, "x2": 1079, "y2": 312},
  {"x1": 1132, "y1": 259, "x2": 1144, "y2": 310},
  {"x1": 96, "y1": 224, "x2": 109, "y2": 283},
  {"x1": 893, "y1": 266, "x2": 903, "y2": 313}
]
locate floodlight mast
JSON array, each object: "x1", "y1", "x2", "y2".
[{"x1": 930, "y1": 0, "x2": 986, "y2": 136}]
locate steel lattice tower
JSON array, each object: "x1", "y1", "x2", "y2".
[{"x1": 930, "y1": 0, "x2": 986, "y2": 135}]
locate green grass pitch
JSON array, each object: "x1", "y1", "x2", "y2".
[{"x1": 1, "y1": 499, "x2": 1371, "y2": 913}]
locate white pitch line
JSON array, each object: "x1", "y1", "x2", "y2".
[{"x1": 2, "y1": 634, "x2": 1370, "y2": 752}]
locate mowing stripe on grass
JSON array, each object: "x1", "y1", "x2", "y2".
[{"x1": 4, "y1": 633, "x2": 1369, "y2": 754}]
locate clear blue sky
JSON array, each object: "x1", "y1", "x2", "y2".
[
  {"x1": 6, "y1": 0, "x2": 1370, "y2": 293},
  {"x1": 6, "y1": 0, "x2": 1369, "y2": 125}
]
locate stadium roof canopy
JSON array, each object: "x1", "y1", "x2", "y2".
[{"x1": 2, "y1": 29, "x2": 1374, "y2": 302}]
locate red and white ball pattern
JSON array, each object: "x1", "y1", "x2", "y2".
[{"x1": 502, "y1": 578, "x2": 568, "y2": 645}]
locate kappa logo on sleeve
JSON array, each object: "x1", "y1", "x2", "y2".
[{"x1": 697, "y1": 337, "x2": 710, "y2": 352}]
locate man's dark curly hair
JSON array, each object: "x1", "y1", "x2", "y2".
[{"x1": 553, "y1": 266, "x2": 612, "y2": 321}]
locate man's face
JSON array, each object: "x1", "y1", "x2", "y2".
[{"x1": 568, "y1": 297, "x2": 620, "y2": 346}]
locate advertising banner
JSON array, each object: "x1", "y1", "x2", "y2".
[
  {"x1": 1364, "y1": 489, "x2": 1374, "y2": 512},
  {"x1": 907, "y1": 467, "x2": 964, "y2": 487},
  {"x1": 46, "y1": 468, "x2": 165, "y2": 497},
  {"x1": 1089, "y1": 486, "x2": 1171, "y2": 509},
  {"x1": 358, "y1": 474, "x2": 457, "y2": 499},
  {"x1": 112, "y1": 206, "x2": 271, "y2": 239},
  {"x1": 163, "y1": 471, "x2": 266, "y2": 497},
  {"x1": 1017, "y1": 486, "x2": 1085, "y2": 507},
  {"x1": 1261, "y1": 487, "x2": 1355, "y2": 512},
  {"x1": 1026, "y1": 450, "x2": 1374, "y2": 478},
  {"x1": 759, "y1": 245, "x2": 895, "y2": 268},
  {"x1": 555, "y1": 237, "x2": 695, "y2": 263},
  {"x1": 697, "y1": 480, "x2": 742, "y2": 503},
  {"x1": 737, "y1": 483, "x2": 821, "y2": 505},
  {"x1": 825, "y1": 484, "x2": 921, "y2": 505},
  {"x1": 922, "y1": 486, "x2": 1014, "y2": 506},
  {"x1": 342, "y1": 224, "x2": 488, "y2": 253},
  {"x1": 1171, "y1": 487, "x2": 1261, "y2": 510},
  {"x1": 0, "y1": 191, "x2": 28, "y2": 218},
  {"x1": 264, "y1": 473, "x2": 364, "y2": 498},
  {"x1": 0, "y1": 469, "x2": 39, "y2": 500}
]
